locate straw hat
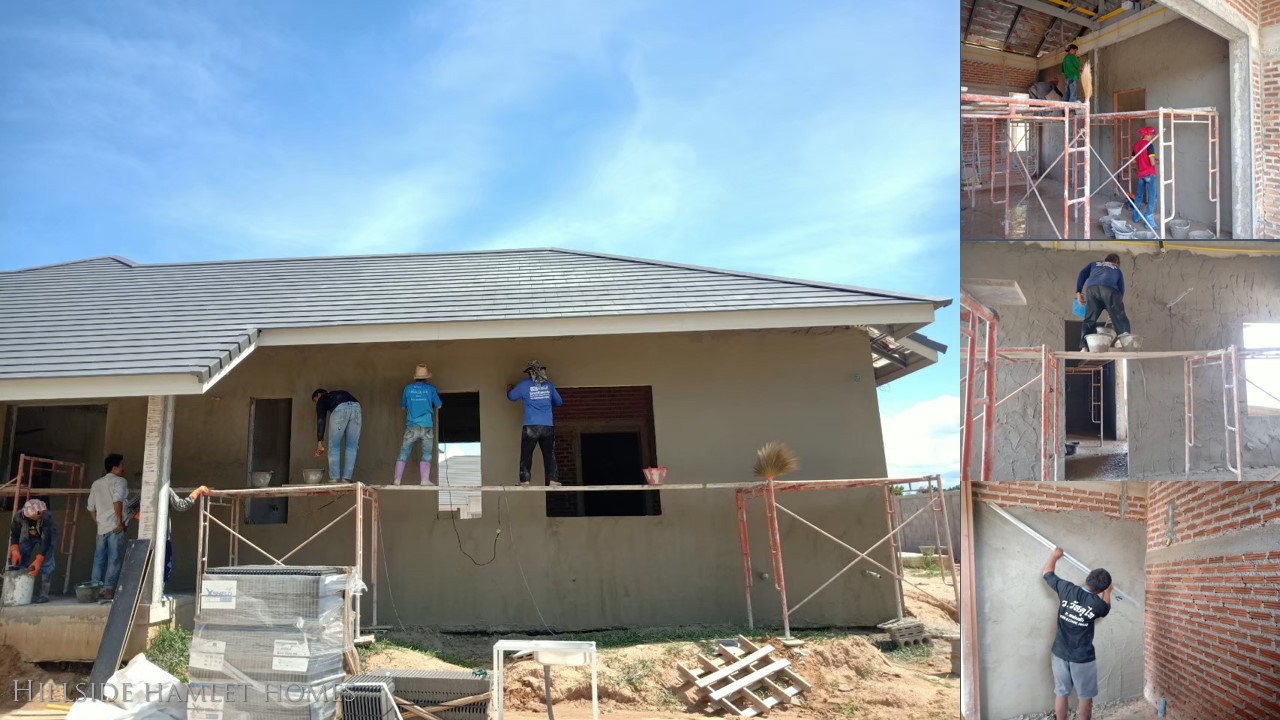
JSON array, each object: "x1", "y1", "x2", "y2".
[
  {"x1": 414, "y1": 364, "x2": 433, "y2": 380},
  {"x1": 523, "y1": 360, "x2": 547, "y2": 373}
]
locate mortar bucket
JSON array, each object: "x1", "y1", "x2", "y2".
[
  {"x1": 643, "y1": 467, "x2": 667, "y2": 485},
  {"x1": 76, "y1": 581, "x2": 102, "y2": 603},
  {"x1": 1168, "y1": 218, "x2": 1191, "y2": 239},
  {"x1": 1111, "y1": 220, "x2": 1133, "y2": 239},
  {"x1": 1084, "y1": 334, "x2": 1112, "y2": 353},
  {"x1": 249, "y1": 471, "x2": 273, "y2": 488},
  {"x1": 2, "y1": 569, "x2": 35, "y2": 607},
  {"x1": 1114, "y1": 333, "x2": 1143, "y2": 351},
  {"x1": 1098, "y1": 216, "x2": 1114, "y2": 238},
  {"x1": 1188, "y1": 230, "x2": 1215, "y2": 240},
  {"x1": 301, "y1": 469, "x2": 325, "y2": 485},
  {"x1": 1105, "y1": 201, "x2": 1123, "y2": 217},
  {"x1": 1133, "y1": 230, "x2": 1157, "y2": 240}
]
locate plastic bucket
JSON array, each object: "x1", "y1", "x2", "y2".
[
  {"x1": 1168, "y1": 218, "x2": 1191, "y2": 239},
  {"x1": 1115, "y1": 333, "x2": 1143, "y2": 351},
  {"x1": 1111, "y1": 220, "x2": 1133, "y2": 239},
  {"x1": 2, "y1": 570, "x2": 35, "y2": 607},
  {"x1": 76, "y1": 581, "x2": 102, "y2": 603},
  {"x1": 1133, "y1": 230, "x2": 1157, "y2": 240},
  {"x1": 249, "y1": 471, "x2": 273, "y2": 488},
  {"x1": 301, "y1": 469, "x2": 325, "y2": 485},
  {"x1": 1098, "y1": 217, "x2": 1114, "y2": 238},
  {"x1": 1105, "y1": 201, "x2": 1123, "y2": 217},
  {"x1": 1084, "y1": 334, "x2": 1112, "y2": 353},
  {"x1": 1188, "y1": 230, "x2": 1215, "y2": 240},
  {"x1": 642, "y1": 467, "x2": 668, "y2": 485}
]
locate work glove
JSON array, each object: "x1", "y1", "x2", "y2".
[
  {"x1": 189, "y1": 485, "x2": 210, "y2": 501},
  {"x1": 29, "y1": 554, "x2": 43, "y2": 577},
  {"x1": 8, "y1": 544, "x2": 20, "y2": 567}
]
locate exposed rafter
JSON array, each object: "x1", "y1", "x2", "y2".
[
  {"x1": 1002, "y1": 7, "x2": 1024, "y2": 51},
  {"x1": 1033, "y1": 17, "x2": 1058, "y2": 56},
  {"x1": 1003, "y1": 0, "x2": 1099, "y2": 31},
  {"x1": 964, "y1": 0, "x2": 981, "y2": 41}
]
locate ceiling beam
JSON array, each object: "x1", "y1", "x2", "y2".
[
  {"x1": 1002, "y1": 0, "x2": 1099, "y2": 31},
  {"x1": 964, "y1": 0, "x2": 981, "y2": 41},
  {"x1": 1002, "y1": 7, "x2": 1024, "y2": 51},
  {"x1": 1034, "y1": 17, "x2": 1057, "y2": 56}
]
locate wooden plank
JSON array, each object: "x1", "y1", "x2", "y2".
[
  {"x1": 709, "y1": 659, "x2": 791, "y2": 702},
  {"x1": 779, "y1": 667, "x2": 813, "y2": 691},
  {"x1": 695, "y1": 645, "x2": 774, "y2": 688},
  {"x1": 88, "y1": 538, "x2": 153, "y2": 697}
]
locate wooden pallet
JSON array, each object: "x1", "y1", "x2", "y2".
[{"x1": 676, "y1": 636, "x2": 810, "y2": 717}]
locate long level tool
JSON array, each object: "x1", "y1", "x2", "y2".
[{"x1": 987, "y1": 502, "x2": 1140, "y2": 607}]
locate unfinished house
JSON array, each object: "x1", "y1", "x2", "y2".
[
  {"x1": 962, "y1": 480, "x2": 1279, "y2": 720},
  {"x1": 0, "y1": 249, "x2": 951, "y2": 662},
  {"x1": 961, "y1": 240, "x2": 1280, "y2": 482},
  {"x1": 961, "y1": 0, "x2": 1280, "y2": 239}
]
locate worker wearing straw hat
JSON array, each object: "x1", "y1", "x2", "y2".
[
  {"x1": 8, "y1": 499, "x2": 59, "y2": 603},
  {"x1": 506, "y1": 360, "x2": 564, "y2": 487},
  {"x1": 397, "y1": 364, "x2": 443, "y2": 485}
]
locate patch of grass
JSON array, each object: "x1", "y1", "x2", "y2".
[
  {"x1": 146, "y1": 627, "x2": 191, "y2": 682},
  {"x1": 616, "y1": 657, "x2": 657, "y2": 692},
  {"x1": 837, "y1": 700, "x2": 860, "y2": 716},
  {"x1": 883, "y1": 642, "x2": 934, "y2": 663}
]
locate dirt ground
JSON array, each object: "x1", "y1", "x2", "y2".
[
  {"x1": 1009, "y1": 697, "x2": 1158, "y2": 720},
  {"x1": 368, "y1": 566, "x2": 961, "y2": 719},
  {"x1": 0, "y1": 644, "x2": 86, "y2": 712}
]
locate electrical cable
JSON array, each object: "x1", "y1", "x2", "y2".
[
  {"x1": 442, "y1": 452, "x2": 499, "y2": 566},
  {"x1": 500, "y1": 491, "x2": 554, "y2": 634}
]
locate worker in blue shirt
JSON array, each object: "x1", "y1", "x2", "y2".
[
  {"x1": 506, "y1": 360, "x2": 564, "y2": 487},
  {"x1": 1075, "y1": 253, "x2": 1132, "y2": 350},
  {"x1": 397, "y1": 364, "x2": 443, "y2": 485}
]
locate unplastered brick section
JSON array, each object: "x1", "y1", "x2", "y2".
[
  {"x1": 1145, "y1": 481, "x2": 1280, "y2": 551},
  {"x1": 972, "y1": 482, "x2": 1145, "y2": 521},
  {"x1": 960, "y1": 59, "x2": 1036, "y2": 93},
  {"x1": 1265, "y1": 0, "x2": 1280, "y2": 26},
  {"x1": 551, "y1": 385, "x2": 653, "y2": 484},
  {"x1": 1144, "y1": 551, "x2": 1280, "y2": 719},
  {"x1": 1262, "y1": 56, "x2": 1280, "y2": 238}
]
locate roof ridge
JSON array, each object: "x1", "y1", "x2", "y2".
[
  {"x1": 550, "y1": 248, "x2": 952, "y2": 306},
  {"x1": 2, "y1": 255, "x2": 137, "y2": 274}
]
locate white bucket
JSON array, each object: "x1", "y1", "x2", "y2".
[
  {"x1": 249, "y1": 471, "x2": 273, "y2": 488},
  {"x1": 1168, "y1": 218, "x2": 1191, "y2": 239},
  {"x1": 1084, "y1": 334, "x2": 1112, "y2": 353},
  {"x1": 1111, "y1": 220, "x2": 1133, "y2": 239},
  {"x1": 1115, "y1": 333, "x2": 1143, "y2": 350},
  {"x1": 1095, "y1": 326, "x2": 1117, "y2": 340},
  {"x1": 1188, "y1": 230, "x2": 1215, "y2": 240},
  {"x1": 1133, "y1": 230, "x2": 1157, "y2": 240},
  {"x1": 1105, "y1": 202, "x2": 1123, "y2": 217},
  {"x1": 2, "y1": 570, "x2": 35, "y2": 606},
  {"x1": 301, "y1": 469, "x2": 325, "y2": 485}
]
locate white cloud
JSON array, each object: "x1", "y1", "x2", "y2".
[{"x1": 880, "y1": 395, "x2": 959, "y2": 480}]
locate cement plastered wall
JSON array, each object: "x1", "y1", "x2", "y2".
[
  {"x1": 1092, "y1": 18, "x2": 1234, "y2": 235},
  {"x1": 961, "y1": 242, "x2": 1280, "y2": 480},
  {"x1": 94, "y1": 328, "x2": 901, "y2": 630},
  {"x1": 974, "y1": 497, "x2": 1147, "y2": 720}
]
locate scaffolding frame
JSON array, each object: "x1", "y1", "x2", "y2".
[
  {"x1": 735, "y1": 475, "x2": 957, "y2": 640},
  {"x1": 961, "y1": 94, "x2": 1091, "y2": 239},
  {"x1": 190, "y1": 476, "x2": 957, "y2": 642},
  {"x1": 1089, "y1": 108, "x2": 1220, "y2": 239},
  {"x1": 5, "y1": 454, "x2": 87, "y2": 594}
]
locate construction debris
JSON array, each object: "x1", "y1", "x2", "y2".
[
  {"x1": 876, "y1": 618, "x2": 929, "y2": 649},
  {"x1": 676, "y1": 635, "x2": 811, "y2": 717}
]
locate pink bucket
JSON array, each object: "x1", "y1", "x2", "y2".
[{"x1": 642, "y1": 467, "x2": 668, "y2": 485}]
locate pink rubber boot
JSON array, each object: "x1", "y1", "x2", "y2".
[
  {"x1": 394, "y1": 461, "x2": 405, "y2": 485},
  {"x1": 420, "y1": 462, "x2": 434, "y2": 486}
]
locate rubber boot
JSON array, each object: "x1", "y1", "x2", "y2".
[
  {"x1": 420, "y1": 462, "x2": 434, "y2": 486},
  {"x1": 394, "y1": 461, "x2": 405, "y2": 485},
  {"x1": 1143, "y1": 213, "x2": 1155, "y2": 229},
  {"x1": 35, "y1": 576, "x2": 51, "y2": 604}
]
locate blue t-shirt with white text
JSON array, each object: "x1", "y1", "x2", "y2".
[
  {"x1": 401, "y1": 381, "x2": 442, "y2": 428},
  {"x1": 507, "y1": 378, "x2": 563, "y2": 426}
]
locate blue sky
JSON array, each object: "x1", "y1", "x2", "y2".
[{"x1": 0, "y1": 1, "x2": 958, "y2": 480}]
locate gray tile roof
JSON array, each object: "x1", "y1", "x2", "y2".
[{"x1": 0, "y1": 248, "x2": 948, "y2": 384}]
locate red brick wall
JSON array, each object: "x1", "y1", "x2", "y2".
[
  {"x1": 1260, "y1": 56, "x2": 1280, "y2": 238},
  {"x1": 1265, "y1": 0, "x2": 1280, "y2": 26},
  {"x1": 972, "y1": 482, "x2": 1146, "y2": 521},
  {"x1": 551, "y1": 386, "x2": 653, "y2": 484},
  {"x1": 1223, "y1": 0, "x2": 1261, "y2": 26},
  {"x1": 960, "y1": 59, "x2": 1037, "y2": 92},
  {"x1": 1145, "y1": 482, "x2": 1280, "y2": 551},
  {"x1": 1143, "y1": 482, "x2": 1280, "y2": 719}
]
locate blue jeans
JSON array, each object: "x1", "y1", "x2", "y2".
[
  {"x1": 328, "y1": 402, "x2": 362, "y2": 481},
  {"x1": 1063, "y1": 78, "x2": 1078, "y2": 103},
  {"x1": 398, "y1": 425, "x2": 434, "y2": 462},
  {"x1": 1133, "y1": 175, "x2": 1156, "y2": 219},
  {"x1": 92, "y1": 530, "x2": 125, "y2": 587},
  {"x1": 18, "y1": 539, "x2": 55, "y2": 578}
]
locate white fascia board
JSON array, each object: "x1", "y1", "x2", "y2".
[
  {"x1": 258, "y1": 304, "x2": 939, "y2": 347},
  {"x1": 0, "y1": 373, "x2": 203, "y2": 402}
]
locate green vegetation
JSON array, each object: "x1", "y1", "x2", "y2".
[{"x1": 146, "y1": 627, "x2": 192, "y2": 682}]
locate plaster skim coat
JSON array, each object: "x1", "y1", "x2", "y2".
[
  {"x1": 961, "y1": 242, "x2": 1280, "y2": 481},
  {"x1": 973, "y1": 485, "x2": 1147, "y2": 720},
  {"x1": 91, "y1": 328, "x2": 902, "y2": 630}
]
